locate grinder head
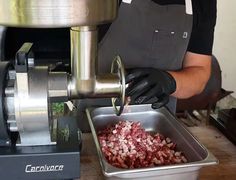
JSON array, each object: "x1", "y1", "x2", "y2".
[{"x1": 0, "y1": 0, "x2": 118, "y2": 28}]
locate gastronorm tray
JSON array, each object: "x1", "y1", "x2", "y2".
[{"x1": 86, "y1": 104, "x2": 218, "y2": 180}]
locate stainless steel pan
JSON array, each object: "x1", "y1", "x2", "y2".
[{"x1": 86, "y1": 104, "x2": 218, "y2": 180}]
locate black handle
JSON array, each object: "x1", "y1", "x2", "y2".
[{"x1": 15, "y1": 43, "x2": 33, "y2": 72}]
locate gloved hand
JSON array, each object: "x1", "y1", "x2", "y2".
[{"x1": 125, "y1": 68, "x2": 176, "y2": 109}]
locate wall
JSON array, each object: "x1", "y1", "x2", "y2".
[{"x1": 213, "y1": 0, "x2": 236, "y2": 97}]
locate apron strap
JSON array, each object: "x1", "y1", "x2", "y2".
[
  {"x1": 185, "y1": 0, "x2": 193, "y2": 15},
  {"x1": 122, "y1": 0, "x2": 133, "y2": 4}
]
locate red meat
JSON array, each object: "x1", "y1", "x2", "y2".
[{"x1": 98, "y1": 121, "x2": 187, "y2": 169}]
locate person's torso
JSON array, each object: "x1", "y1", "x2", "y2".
[{"x1": 98, "y1": 0, "x2": 193, "y2": 73}]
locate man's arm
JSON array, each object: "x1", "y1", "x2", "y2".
[
  {"x1": 169, "y1": 51, "x2": 212, "y2": 99},
  {"x1": 125, "y1": 52, "x2": 212, "y2": 108},
  {"x1": 168, "y1": 0, "x2": 217, "y2": 99}
]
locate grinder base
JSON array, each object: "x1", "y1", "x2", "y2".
[{"x1": 0, "y1": 116, "x2": 82, "y2": 180}]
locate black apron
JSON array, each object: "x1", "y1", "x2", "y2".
[{"x1": 75, "y1": 0, "x2": 193, "y2": 131}]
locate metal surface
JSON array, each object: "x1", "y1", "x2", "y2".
[
  {"x1": 86, "y1": 105, "x2": 218, "y2": 180},
  {"x1": 69, "y1": 26, "x2": 123, "y2": 99},
  {"x1": 0, "y1": 0, "x2": 118, "y2": 27},
  {"x1": 94, "y1": 74, "x2": 121, "y2": 97},
  {"x1": 0, "y1": 61, "x2": 11, "y2": 146},
  {"x1": 111, "y1": 56, "x2": 126, "y2": 116},
  {"x1": 14, "y1": 67, "x2": 54, "y2": 146},
  {"x1": 70, "y1": 26, "x2": 97, "y2": 97},
  {"x1": 4, "y1": 71, "x2": 16, "y2": 133},
  {"x1": 48, "y1": 72, "x2": 68, "y2": 102},
  {"x1": 0, "y1": 26, "x2": 6, "y2": 60}
]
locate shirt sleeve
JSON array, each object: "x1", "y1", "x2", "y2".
[{"x1": 187, "y1": 0, "x2": 217, "y2": 55}]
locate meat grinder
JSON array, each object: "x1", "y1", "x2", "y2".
[{"x1": 0, "y1": 0, "x2": 125, "y2": 179}]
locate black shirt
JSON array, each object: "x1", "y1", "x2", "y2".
[{"x1": 99, "y1": 0, "x2": 217, "y2": 55}]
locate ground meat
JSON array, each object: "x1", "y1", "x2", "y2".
[{"x1": 98, "y1": 121, "x2": 187, "y2": 169}]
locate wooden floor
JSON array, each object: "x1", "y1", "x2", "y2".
[{"x1": 79, "y1": 125, "x2": 236, "y2": 180}]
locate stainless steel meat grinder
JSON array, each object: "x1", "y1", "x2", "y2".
[{"x1": 0, "y1": 1, "x2": 125, "y2": 179}]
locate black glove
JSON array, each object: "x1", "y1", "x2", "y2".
[{"x1": 126, "y1": 68, "x2": 176, "y2": 109}]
